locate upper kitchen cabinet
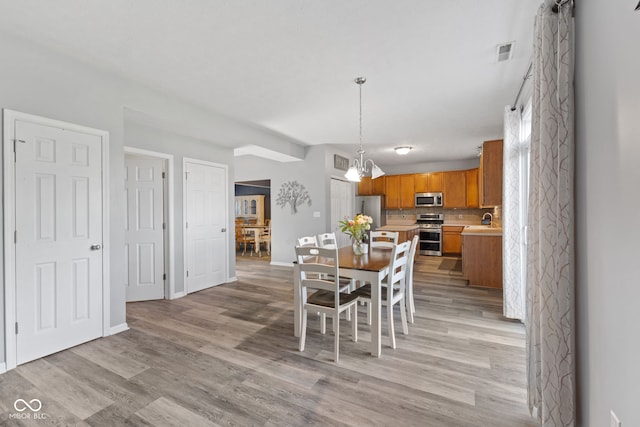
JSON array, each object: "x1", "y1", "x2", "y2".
[
  {"x1": 357, "y1": 176, "x2": 385, "y2": 196},
  {"x1": 414, "y1": 172, "x2": 443, "y2": 193},
  {"x1": 479, "y1": 139, "x2": 503, "y2": 207},
  {"x1": 465, "y1": 168, "x2": 479, "y2": 208},
  {"x1": 385, "y1": 174, "x2": 415, "y2": 209},
  {"x1": 443, "y1": 171, "x2": 466, "y2": 208}
]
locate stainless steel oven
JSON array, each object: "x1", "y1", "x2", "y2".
[{"x1": 417, "y1": 213, "x2": 444, "y2": 256}]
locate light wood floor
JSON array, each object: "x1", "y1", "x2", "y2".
[{"x1": 0, "y1": 255, "x2": 536, "y2": 426}]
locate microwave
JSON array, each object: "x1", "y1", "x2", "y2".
[{"x1": 415, "y1": 192, "x2": 443, "y2": 207}]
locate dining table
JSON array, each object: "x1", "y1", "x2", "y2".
[
  {"x1": 240, "y1": 224, "x2": 269, "y2": 256},
  {"x1": 293, "y1": 245, "x2": 392, "y2": 357}
]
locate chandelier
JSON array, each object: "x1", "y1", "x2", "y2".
[{"x1": 344, "y1": 77, "x2": 385, "y2": 182}]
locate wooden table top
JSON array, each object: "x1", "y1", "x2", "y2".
[{"x1": 336, "y1": 246, "x2": 392, "y2": 272}]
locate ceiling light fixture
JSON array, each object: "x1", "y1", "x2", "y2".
[
  {"x1": 344, "y1": 77, "x2": 385, "y2": 182},
  {"x1": 394, "y1": 146, "x2": 413, "y2": 155}
]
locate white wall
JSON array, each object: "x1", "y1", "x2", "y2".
[
  {"x1": 380, "y1": 158, "x2": 480, "y2": 175},
  {"x1": 575, "y1": 2, "x2": 640, "y2": 426},
  {"x1": 0, "y1": 32, "x2": 298, "y2": 366}
]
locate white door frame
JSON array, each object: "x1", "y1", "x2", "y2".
[
  {"x1": 2, "y1": 109, "x2": 111, "y2": 371},
  {"x1": 124, "y1": 147, "x2": 177, "y2": 299},
  {"x1": 182, "y1": 157, "x2": 229, "y2": 292}
]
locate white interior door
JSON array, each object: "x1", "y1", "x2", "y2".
[
  {"x1": 14, "y1": 120, "x2": 103, "y2": 365},
  {"x1": 330, "y1": 178, "x2": 355, "y2": 248},
  {"x1": 125, "y1": 156, "x2": 165, "y2": 302},
  {"x1": 185, "y1": 161, "x2": 227, "y2": 293}
]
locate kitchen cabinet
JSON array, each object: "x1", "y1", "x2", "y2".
[
  {"x1": 479, "y1": 139, "x2": 503, "y2": 207},
  {"x1": 442, "y1": 226, "x2": 464, "y2": 254},
  {"x1": 357, "y1": 176, "x2": 385, "y2": 196},
  {"x1": 443, "y1": 171, "x2": 466, "y2": 208},
  {"x1": 465, "y1": 168, "x2": 479, "y2": 208},
  {"x1": 385, "y1": 174, "x2": 415, "y2": 209},
  {"x1": 414, "y1": 172, "x2": 443, "y2": 193},
  {"x1": 235, "y1": 195, "x2": 265, "y2": 224},
  {"x1": 462, "y1": 233, "x2": 503, "y2": 288}
]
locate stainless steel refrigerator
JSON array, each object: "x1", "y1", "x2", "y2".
[{"x1": 355, "y1": 195, "x2": 386, "y2": 229}]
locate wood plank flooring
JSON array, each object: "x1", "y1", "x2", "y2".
[{"x1": 0, "y1": 255, "x2": 536, "y2": 426}]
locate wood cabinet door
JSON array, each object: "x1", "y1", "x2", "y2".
[
  {"x1": 414, "y1": 173, "x2": 428, "y2": 192},
  {"x1": 371, "y1": 176, "x2": 385, "y2": 194},
  {"x1": 399, "y1": 174, "x2": 415, "y2": 208},
  {"x1": 384, "y1": 175, "x2": 401, "y2": 209},
  {"x1": 427, "y1": 172, "x2": 443, "y2": 192},
  {"x1": 481, "y1": 139, "x2": 503, "y2": 207},
  {"x1": 358, "y1": 177, "x2": 372, "y2": 195},
  {"x1": 442, "y1": 226, "x2": 464, "y2": 254},
  {"x1": 465, "y1": 168, "x2": 479, "y2": 208},
  {"x1": 443, "y1": 171, "x2": 466, "y2": 208}
]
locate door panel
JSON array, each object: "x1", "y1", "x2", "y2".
[
  {"x1": 185, "y1": 162, "x2": 226, "y2": 293},
  {"x1": 15, "y1": 120, "x2": 103, "y2": 365},
  {"x1": 125, "y1": 157, "x2": 165, "y2": 302}
]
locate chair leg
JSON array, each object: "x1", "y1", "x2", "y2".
[
  {"x1": 299, "y1": 309, "x2": 307, "y2": 351},
  {"x1": 334, "y1": 314, "x2": 340, "y2": 362},
  {"x1": 352, "y1": 305, "x2": 358, "y2": 343},
  {"x1": 366, "y1": 301, "x2": 372, "y2": 325},
  {"x1": 407, "y1": 282, "x2": 415, "y2": 323},
  {"x1": 388, "y1": 303, "x2": 396, "y2": 349},
  {"x1": 400, "y1": 296, "x2": 409, "y2": 335},
  {"x1": 321, "y1": 313, "x2": 326, "y2": 334}
]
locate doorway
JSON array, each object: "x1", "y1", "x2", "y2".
[
  {"x1": 184, "y1": 158, "x2": 228, "y2": 293},
  {"x1": 124, "y1": 147, "x2": 175, "y2": 301},
  {"x1": 3, "y1": 110, "x2": 110, "y2": 369}
]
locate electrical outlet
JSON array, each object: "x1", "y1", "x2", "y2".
[
  {"x1": 610, "y1": 410, "x2": 621, "y2": 427},
  {"x1": 458, "y1": 214, "x2": 463, "y2": 219}
]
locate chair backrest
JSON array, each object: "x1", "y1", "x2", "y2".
[
  {"x1": 297, "y1": 235, "x2": 318, "y2": 247},
  {"x1": 387, "y1": 240, "x2": 412, "y2": 293},
  {"x1": 295, "y1": 246, "x2": 340, "y2": 296},
  {"x1": 261, "y1": 223, "x2": 271, "y2": 238},
  {"x1": 317, "y1": 232, "x2": 338, "y2": 249},
  {"x1": 370, "y1": 231, "x2": 399, "y2": 249},
  {"x1": 406, "y1": 235, "x2": 419, "y2": 283}
]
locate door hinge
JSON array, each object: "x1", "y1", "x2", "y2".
[
  {"x1": 163, "y1": 222, "x2": 166, "y2": 230},
  {"x1": 163, "y1": 273, "x2": 166, "y2": 281},
  {"x1": 14, "y1": 230, "x2": 16, "y2": 243},
  {"x1": 162, "y1": 172, "x2": 166, "y2": 179},
  {"x1": 15, "y1": 322, "x2": 18, "y2": 335},
  {"x1": 185, "y1": 172, "x2": 188, "y2": 180},
  {"x1": 185, "y1": 222, "x2": 188, "y2": 229},
  {"x1": 186, "y1": 271, "x2": 189, "y2": 277}
]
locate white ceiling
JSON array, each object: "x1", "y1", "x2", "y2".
[{"x1": 0, "y1": 0, "x2": 540, "y2": 167}]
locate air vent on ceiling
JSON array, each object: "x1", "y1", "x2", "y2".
[{"x1": 496, "y1": 42, "x2": 514, "y2": 62}]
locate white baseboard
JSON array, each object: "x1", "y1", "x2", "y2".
[
  {"x1": 0, "y1": 362, "x2": 6, "y2": 374},
  {"x1": 109, "y1": 323, "x2": 129, "y2": 335},
  {"x1": 270, "y1": 261, "x2": 293, "y2": 267},
  {"x1": 227, "y1": 276, "x2": 238, "y2": 283}
]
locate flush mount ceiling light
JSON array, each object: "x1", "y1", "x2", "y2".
[
  {"x1": 394, "y1": 146, "x2": 413, "y2": 155},
  {"x1": 344, "y1": 77, "x2": 385, "y2": 182}
]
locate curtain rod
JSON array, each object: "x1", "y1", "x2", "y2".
[{"x1": 510, "y1": 62, "x2": 533, "y2": 111}]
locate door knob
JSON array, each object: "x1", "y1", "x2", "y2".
[
  {"x1": 90, "y1": 244, "x2": 102, "y2": 250},
  {"x1": 221, "y1": 228, "x2": 227, "y2": 232}
]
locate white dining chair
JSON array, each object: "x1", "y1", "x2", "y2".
[
  {"x1": 296, "y1": 246, "x2": 359, "y2": 362},
  {"x1": 317, "y1": 232, "x2": 338, "y2": 249},
  {"x1": 405, "y1": 235, "x2": 419, "y2": 323},
  {"x1": 369, "y1": 231, "x2": 399, "y2": 249},
  {"x1": 354, "y1": 240, "x2": 411, "y2": 349},
  {"x1": 259, "y1": 223, "x2": 271, "y2": 256},
  {"x1": 295, "y1": 234, "x2": 352, "y2": 328}
]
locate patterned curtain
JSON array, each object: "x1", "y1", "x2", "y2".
[
  {"x1": 503, "y1": 107, "x2": 525, "y2": 320},
  {"x1": 526, "y1": 1, "x2": 575, "y2": 425}
]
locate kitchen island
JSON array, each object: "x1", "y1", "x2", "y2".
[
  {"x1": 461, "y1": 226, "x2": 503, "y2": 288},
  {"x1": 375, "y1": 224, "x2": 419, "y2": 244}
]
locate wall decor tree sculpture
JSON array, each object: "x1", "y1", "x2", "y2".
[{"x1": 276, "y1": 181, "x2": 311, "y2": 214}]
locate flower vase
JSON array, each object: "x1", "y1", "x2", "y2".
[{"x1": 352, "y1": 239, "x2": 368, "y2": 256}]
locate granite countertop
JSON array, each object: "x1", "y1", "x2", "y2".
[
  {"x1": 376, "y1": 224, "x2": 420, "y2": 231},
  {"x1": 460, "y1": 225, "x2": 503, "y2": 236}
]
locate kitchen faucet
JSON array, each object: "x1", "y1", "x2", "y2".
[{"x1": 482, "y1": 212, "x2": 493, "y2": 226}]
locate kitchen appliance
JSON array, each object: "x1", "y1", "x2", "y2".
[
  {"x1": 416, "y1": 213, "x2": 444, "y2": 256},
  {"x1": 415, "y1": 192, "x2": 443, "y2": 207},
  {"x1": 355, "y1": 195, "x2": 386, "y2": 229}
]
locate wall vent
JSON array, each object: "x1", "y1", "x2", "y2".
[{"x1": 496, "y1": 42, "x2": 514, "y2": 62}]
